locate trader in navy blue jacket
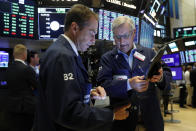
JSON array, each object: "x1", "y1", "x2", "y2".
[
  {"x1": 35, "y1": 4, "x2": 131, "y2": 131},
  {"x1": 97, "y1": 16, "x2": 172, "y2": 131}
]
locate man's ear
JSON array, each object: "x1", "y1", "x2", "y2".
[
  {"x1": 71, "y1": 22, "x2": 79, "y2": 35},
  {"x1": 134, "y1": 29, "x2": 136, "y2": 34},
  {"x1": 132, "y1": 29, "x2": 136, "y2": 35},
  {"x1": 132, "y1": 29, "x2": 136, "y2": 38},
  {"x1": 22, "y1": 52, "x2": 27, "y2": 61}
]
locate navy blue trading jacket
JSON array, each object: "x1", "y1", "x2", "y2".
[
  {"x1": 97, "y1": 45, "x2": 172, "y2": 131},
  {"x1": 35, "y1": 35, "x2": 113, "y2": 131}
]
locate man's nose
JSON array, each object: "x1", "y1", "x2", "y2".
[
  {"x1": 119, "y1": 37, "x2": 126, "y2": 45},
  {"x1": 90, "y1": 35, "x2": 95, "y2": 44}
]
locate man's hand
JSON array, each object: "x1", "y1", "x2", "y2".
[
  {"x1": 114, "y1": 104, "x2": 131, "y2": 120},
  {"x1": 129, "y1": 76, "x2": 148, "y2": 92},
  {"x1": 91, "y1": 86, "x2": 106, "y2": 100},
  {"x1": 149, "y1": 68, "x2": 163, "y2": 82}
]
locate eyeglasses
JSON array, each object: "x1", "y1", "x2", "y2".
[
  {"x1": 89, "y1": 29, "x2": 97, "y2": 36},
  {"x1": 114, "y1": 31, "x2": 133, "y2": 40}
]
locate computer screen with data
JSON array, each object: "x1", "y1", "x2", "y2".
[
  {"x1": 140, "y1": 20, "x2": 154, "y2": 48},
  {"x1": 168, "y1": 42, "x2": 179, "y2": 52},
  {"x1": 98, "y1": 9, "x2": 139, "y2": 43},
  {"x1": 185, "y1": 49, "x2": 196, "y2": 63},
  {"x1": 161, "y1": 53, "x2": 180, "y2": 67},
  {"x1": 170, "y1": 67, "x2": 183, "y2": 80},
  {"x1": 0, "y1": 0, "x2": 37, "y2": 39},
  {"x1": 180, "y1": 51, "x2": 186, "y2": 65},
  {"x1": 0, "y1": 51, "x2": 9, "y2": 68},
  {"x1": 38, "y1": 8, "x2": 70, "y2": 39},
  {"x1": 173, "y1": 26, "x2": 196, "y2": 38},
  {"x1": 184, "y1": 40, "x2": 196, "y2": 46}
]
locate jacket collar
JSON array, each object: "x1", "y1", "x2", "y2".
[
  {"x1": 57, "y1": 34, "x2": 77, "y2": 56},
  {"x1": 57, "y1": 35, "x2": 88, "y2": 75},
  {"x1": 14, "y1": 59, "x2": 27, "y2": 65},
  {"x1": 110, "y1": 44, "x2": 145, "y2": 72},
  {"x1": 62, "y1": 34, "x2": 79, "y2": 56},
  {"x1": 111, "y1": 44, "x2": 144, "y2": 56}
]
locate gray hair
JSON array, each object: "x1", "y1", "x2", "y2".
[{"x1": 112, "y1": 16, "x2": 135, "y2": 33}]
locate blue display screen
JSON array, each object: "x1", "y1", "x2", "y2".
[
  {"x1": 98, "y1": 9, "x2": 139, "y2": 43},
  {"x1": 0, "y1": 51, "x2": 9, "y2": 68},
  {"x1": 180, "y1": 51, "x2": 186, "y2": 65},
  {"x1": 170, "y1": 67, "x2": 183, "y2": 80},
  {"x1": 140, "y1": 20, "x2": 154, "y2": 48},
  {"x1": 185, "y1": 49, "x2": 196, "y2": 63},
  {"x1": 161, "y1": 53, "x2": 180, "y2": 67}
]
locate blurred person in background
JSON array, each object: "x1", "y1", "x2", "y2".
[
  {"x1": 27, "y1": 50, "x2": 40, "y2": 96},
  {"x1": 159, "y1": 62, "x2": 172, "y2": 116},
  {"x1": 5, "y1": 44, "x2": 37, "y2": 131},
  {"x1": 27, "y1": 50, "x2": 40, "y2": 79},
  {"x1": 193, "y1": 63, "x2": 196, "y2": 69},
  {"x1": 185, "y1": 65, "x2": 193, "y2": 106},
  {"x1": 176, "y1": 65, "x2": 187, "y2": 108}
]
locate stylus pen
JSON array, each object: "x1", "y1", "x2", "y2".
[
  {"x1": 138, "y1": 65, "x2": 147, "y2": 79},
  {"x1": 138, "y1": 65, "x2": 144, "y2": 73}
]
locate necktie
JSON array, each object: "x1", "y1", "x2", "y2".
[
  {"x1": 129, "y1": 49, "x2": 136, "y2": 69},
  {"x1": 77, "y1": 55, "x2": 83, "y2": 64}
]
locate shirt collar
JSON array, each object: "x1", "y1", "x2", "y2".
[
  {"x1": 15, "y1": 59, "x2": 26, "y2": 65},
  {"x1": 63, "y1": 34, "x2": 79, "y2": 56},
  {"x1": 30, "y1": 65, "x2": 35, "y2": 69}
]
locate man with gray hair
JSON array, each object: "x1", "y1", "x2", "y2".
[{"x1": 97, "y1": 16, "x2": 172, "y2": 131}]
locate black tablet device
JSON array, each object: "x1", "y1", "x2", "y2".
[{"x1": 146, "y1": 45, "x2": 167, "y2": 79}]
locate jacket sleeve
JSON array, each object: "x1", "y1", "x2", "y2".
[
  {"x1": 44, "y1": 54, "x2": 113, "y2": 131},
  {"x1": 147, "y1": 50, "x2": 172, "y2": 91},
  {"x1": 97, "y1": 54, "x2": 128, "y2": 99}
]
